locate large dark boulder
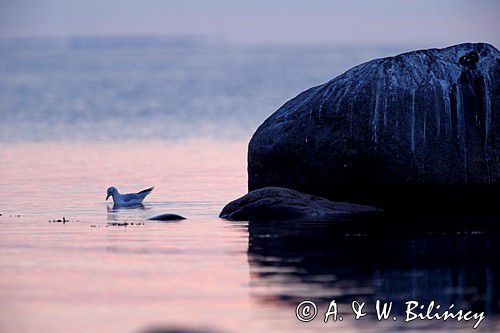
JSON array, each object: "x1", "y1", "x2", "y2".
[
  {"x1": 219, "y1": 187, "x2": 380, "y2": 221},
  {"x1": 248, "y1": 43, "x2": 500, "y2": 212}
]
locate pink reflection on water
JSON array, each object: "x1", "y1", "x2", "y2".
[
  {"x1": 0, "y1": 140, "x2": 255, "y2": 333},
  {"x1": 0, "y1": 139, "x2": 247, "y2": 217}
]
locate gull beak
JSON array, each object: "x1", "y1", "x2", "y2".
[{"x1": 106, "y1": 194, "x2": 110, "y2": 200}]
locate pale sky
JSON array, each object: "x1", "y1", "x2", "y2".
[{"x1": 0, "y1": 0, "x2": 498, "y2": 45}]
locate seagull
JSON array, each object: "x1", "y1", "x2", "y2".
[{"x1": 106, "y1": 186, "x2": 154, "y2": 206}]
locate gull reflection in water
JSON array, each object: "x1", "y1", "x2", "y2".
[{"x1": 106, "y1": 203, "x2": 150, "y2": 222}]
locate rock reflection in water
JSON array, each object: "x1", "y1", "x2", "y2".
[{"x1": 246, "y1": 216, "x2": 500, "y2": 324}]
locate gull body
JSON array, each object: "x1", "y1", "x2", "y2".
[{"x1": 106, "y1": 186, "x2": 154, "y2": 206}]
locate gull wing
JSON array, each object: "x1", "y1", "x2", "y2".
[
  {"x1": 121, "y1": 193, "x2": 141, "y2": 202},
  {"x1": 120, "y1": 187, "x2": 154, "y2": 203},
  {"x1": 137, "y1": 186, "x2": 155, "y2": 195}
]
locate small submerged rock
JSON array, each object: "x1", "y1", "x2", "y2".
[
  {"x1": 148, "y1": 213, "x2": 186, "y2": 221},
  {"x1": 220, "y1": 187, "x2": 381, "y2": 221}
]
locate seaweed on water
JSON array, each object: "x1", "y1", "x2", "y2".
[
  {"x1": 106, "y1": 221, "x2": 129, "y2": 227},
  {"x1": 49, "y1": 217, "x2": 69, "y2": 224},
  {"x1": 105, "y1": 221, "x2": 145, "y2": 227}
]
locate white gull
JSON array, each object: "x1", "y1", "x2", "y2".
[{"x1": 106, "y1": 186, "x2": 154, "y2": 206}]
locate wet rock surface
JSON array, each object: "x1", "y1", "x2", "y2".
[
  {"x1": 219, "y1": 187, "x2": 380, "y2": 221},
  {"x1": 248, "y1": 43, "x2": 500, "y2": 211}
]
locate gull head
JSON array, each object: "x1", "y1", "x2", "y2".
[{"x1": 106, "y1": 186, "x2": 118, "y2": 200}]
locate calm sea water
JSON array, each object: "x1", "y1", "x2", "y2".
[{"x1": 0, "y1": 40, "x2": 499, "y2": 332}]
